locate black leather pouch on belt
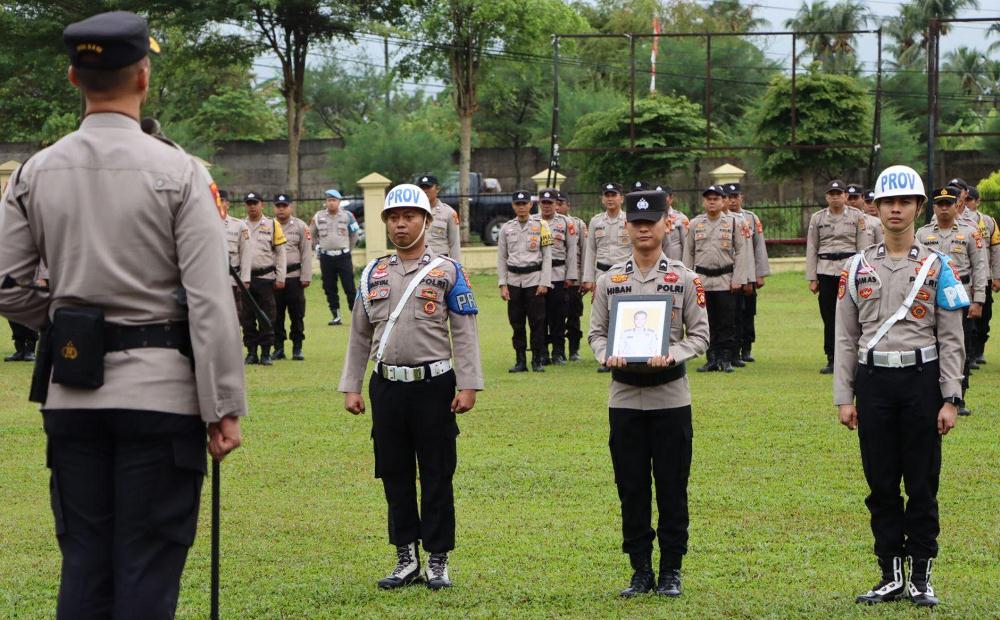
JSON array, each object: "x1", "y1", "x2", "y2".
[{"x1": 50, "y1": 306, "x2": 105, "y2": 390}]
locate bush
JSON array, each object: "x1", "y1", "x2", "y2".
[{"x1": 976, "y1": 169, "x2": 1000, "y2": 221}]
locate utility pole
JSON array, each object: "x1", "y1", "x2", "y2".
[{"x1": 384, "y1": 35, "x2": 391, "y2": 112}]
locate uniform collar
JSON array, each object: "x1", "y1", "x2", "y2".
[
  {"x1": 393, "y1": 250, "x2": 435, "y2": 274},
  {"x1": 624, "y1": 253, "x2": 669, "y2": 282},
  {"x1": 80, "y1": 112, "x2": 141, "y2": 131}
]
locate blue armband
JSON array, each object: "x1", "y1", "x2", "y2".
[
  {"x1": 447, "y1": 263, "x2": 478, "y2": 315},
  {"x1": 935, "y1": 253, "x2": 971, "y2": 311}
]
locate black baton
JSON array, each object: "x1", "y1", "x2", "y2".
[
  {"x1": 211, "y1": 458, "x2": 220, "y2": 620},
  {"x1": 229, "y1": 265, "x2": 271, "y2": 328}
]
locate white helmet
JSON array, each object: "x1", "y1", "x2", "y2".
[
  {"x1": 382, "y1": 183, "x2": 432, "y2": 221},
  {"x1": 873, "y1": 165, "x2": 926, "y2": 201}
]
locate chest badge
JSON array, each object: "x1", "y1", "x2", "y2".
[
  {"x1": 610, "y1": 274, "x2": 629, "y2": 283},
  {"x1": 423, "y1": 301, "x2": 437, "y2": 315},
  {"x1": 911, "y1": 304, "x2": 928, "y2": 319},
  {"x1": 859, "y1": 287, "x2": 873, "y2": 299},
  {"x1": 663, "y1": 272, "x2": 679, "y2": 283}
]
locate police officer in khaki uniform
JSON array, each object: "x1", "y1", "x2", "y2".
[
  {"x1": 684, "y1": 184, "x2": 754, "y2": 373},
  {"x1": 242, "y1": 191, "x2": 287, "y2": 365},
  {"x1": 339, "y1": 184, "x2": 483, "y2": 591},
  {"x1": 583, "y1": 182, "x2": 631, "y2": 289},
  {"x1": 220, "y1": 189, "x2": 252, "y2": 317},
  {"x1": 590, "y1": 190, "x2": 709, "y2": 598},
  {"x1": 807, "y1": 180, "x2": 868, "y2": 373},
  {"x1": 310, "y1": 188, "x2": 359, "y2": 325},
  {"x1": 272, "y1": 193, "x2": 312, "y2": 361},
  {"x1": 834, "y1": 165, "x2": 966, "y2": 609},
  {"x1": 725, "y1": 183, "x2": 770, "y2": 364},
  {"x1": 657, "y1": 185, "x2": 688, "y2": 262},
  {"x1": 917, "y1": 186, "x2": 987, "y2": 416},
  {"x1": 556, "y1": 191, "x2": 587, "y2": 361},
  {"x1": 498, "y1": 190, "x2": 552, "y2": 372},
  {"x1": 848, "y1": 183, "x2": 884, "y2": 247},
  {"x1": 964, "y1": 186, "x2": 1000, "y2": 364},
  {"x1": 532, "y1": 188, "x2": 578, "y2": 365},
  {"x1": 0, "y1": 12, "x2": 245, "y2": 617},
  {"x1": 417, "y1": 175, "x2": 462, "y2": 259}
]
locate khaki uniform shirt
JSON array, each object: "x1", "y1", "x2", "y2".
[
  {"x1": 572, "y1": 215, "x2": 588, "y2": 282},
  {"x1": 337, "y1": 249, "x2": 484, "y2": 392},
  {"x1": 661, "y1": 208, "x2": 689, "y2": 261},
  {"x1": 589, "y1": 254, "x2": 710, "y2": 409},
  {"x1": 310, "y1": 208, "x2": 358, "y2": 252},
  {"x1": 531, "y1": 213, "x2": 578, "y2": 283},
  {"x1": 958, "y1": 209, "x2": 1000, "y2": 279},
  {"x1": 246, "y1": 215, "x2": 287, "y2": 283},
  {"x1": 224, "y1": 215, "x2": 252, "y2": 282},
  {"x1": 834, "y1": 242, "x2": 965, "y2": 404},
  {"x1": 0, "y1": 113, "x2": 246, "y2": 422},
  {"x1": 806, "y1": 207, "x2": 867, "y2": 279},
  {"x1": 428, "y1": 199, "x2": 462, "y2": 259},
  {"x1": 584, "y1": 210, "x2": 631, "y2": 283},
  {"x1": 916, "y1": 222, "x2": 988, "y2": 303},
  {"x1": 731, "y1": 209, "x2": 771, "y2": 279},
  {"x1": 863, "y1": 213, "x2": 884, "y2": 247},
  {"x1": 276, "y1": 216, "x2": 313, "y2": 282},
  {"x1": 682, "y1": 213, "x2": 754, "y2": 291},
  {"x1": 497, "y1": 218, "x2": 553, "y2": 288}
]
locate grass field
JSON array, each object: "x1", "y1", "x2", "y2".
[{"x1": 2, "y1": 271, "x2": 999, "y2": 619}]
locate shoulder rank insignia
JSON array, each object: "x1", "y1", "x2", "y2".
[{"x1": 610, "y1": 274, "x2": 629, "y2": 283}]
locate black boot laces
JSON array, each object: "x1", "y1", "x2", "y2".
[
  {"x1": 391, "y1": 546, "x2": 413, "y2": 577},
  {"x1": 428, "y1": 554, "x2": 447, "y2": 580}
]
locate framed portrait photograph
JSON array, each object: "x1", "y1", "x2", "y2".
[{"x1": 607, "y1": 294, "x2": 673, "y2": 364}]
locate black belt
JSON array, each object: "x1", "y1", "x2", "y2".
[
  {"x1": 960, "y1": 275, "x2": 971, "y2": 284},
  {"x1": 553, "y1": 259, "x2": 566, "y2": 267},
  {"x1": 818, "y1": 252, "x2": 855, "y2": 261},
  {"x1": 286, "y1": 262, "x2": 301, "y2": 273},
  {"x1": 695, "y1": 265, "x2": 734, "y2": 277},
  {"x1": 612, "y1": 363, "x2": 686, "y2": 387},
  {"x1": 251, "y1": 266, "x2": 276, "y2": 277},
  {"x1": 507, "y1": 263, "x2": 542, "y2": 274},
  {"x1": 104, "y1": 321, "x2": 192, "y2": 356},
  {"x1": 597, "y1": 261, "x2": 613, "y2": 272}
]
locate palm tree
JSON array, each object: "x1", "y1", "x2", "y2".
[
  {"x1": 944, "y1": 46, "x2": 986, "y2": 96},
  {"x1": 979, "y1": 58, "x2": 1000, "y2": 109},
  {"x1": 884, "y1": 0, "x2": 981, "y2": 68},
  {"x1": 988, "y1": 23, "x2": 1000, "y2": 54},
  {"x1": 707, "y1": 0, "x2": 770, "y2": 32},
  {"x1": 784, "y1": 0, "x2": 871, "y2": 74}
]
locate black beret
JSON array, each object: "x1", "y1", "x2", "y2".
[
  {"x1": 273, "y1": 193, "x2": 291, "y2": 204},
  {"x1": 702, "y1": 184, "x2": 726, "y2": 197},
  {"x1": 63, "y1": 11, "x2": 159, "y2": 71},
  {"x1": 725, "y1": 182, "x2": 741, "y2": 195},
  {"x1": 417, "y1": 175, "x2": 438, "y2": 187},
  {"x1": 625, "y1": 191, "x2": 666, "y2": 222},
  {"x1": 846, "y1": 183, "x2": 863, "y2": 196},
  {"x1": 601, "y1": 182, "x2": 623, "y2": 194},
  {"x1": 538, "y1": 188, "x2": 558, "y2": 202},
  {"x1": 826, "y1": 179, "x2": 846, "y2": 193},
  {"x1": 512, "y1": 190, "x2": 531, "y2": 204},
  {"x1": 244, "y1": 192, "x2": 262, "y2": 203}
]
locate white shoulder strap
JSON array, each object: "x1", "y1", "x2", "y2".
[
  {"x1": 863, "y1": 253, "x2": 939, "y2": 353},
  {"x1": 376, "y1": 257, "x2": 446, "y2": 362},
  {"x1": 847, "y1": 253, "x2": 863, "y2": 305}
]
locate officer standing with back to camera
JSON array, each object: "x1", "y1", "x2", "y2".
[
  {"x1": 242, "y1": 191, "x2": 286, "y2": 365},
  {"x1": 590, "y1": 190, "x2": 709, "y2": 598},
  {"x1": 532, "y1": 188, "x2": 578, "y2": 365},
  {"x1": 807, "y1": 180, "x2": 868, "y2": 374},
  {"x1": 556, "y1": 191, "x2": 588, "y2": 361},
  {"x1": 684, "y1": 184, "x2": 753, "y2": 373},
  {"x1": 417, "y1": 175, "x2": 462, "y2": 260},
  {"x1": 272, "y1": 193, "x2": 312, "y2": 361},
  {"x1": 917, "y1": 186, "x2": 987, "y2": 416},
  {"x1": 339, "y1": 184, "x2": 483, "y2": 591},
  {"x1": 310, "y1": 188, "x2": 359, "y2": 325},
  {"x1": 0, "y1": 12, "x2": 245, "y2": 618},
  {"x1": 834, "y1": 165, "x2": 966, "y2": 609},
  {"x1": 220, "y1": 189, "x2": 252, "y2": 317},
  {"x1": 725, "y1": 182, "x2": 770, "y2": 364},
  {"x1": 498, "y1": 190, "x2": 552, "y2": 373}
]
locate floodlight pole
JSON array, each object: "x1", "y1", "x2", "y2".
[{"x1": 548, "y1": 35, "x2": 561, "y2": 188}]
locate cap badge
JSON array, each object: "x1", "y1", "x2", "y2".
[{"x1": 636, "y1": 198, "x2": 649, "y2": 210}]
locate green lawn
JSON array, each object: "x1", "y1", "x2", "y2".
[{"x1": 1, "y1": 272, "x2": 999, "y2": 619}]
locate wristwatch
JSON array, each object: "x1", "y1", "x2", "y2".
[{"x1": 942, "y1": 396, "x2": 960, "y2": 405}]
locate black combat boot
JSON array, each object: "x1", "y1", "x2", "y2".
[
  {"x1": 377, "y1": 542, "x2": 421, "y2": 590},
  {"x1": 819, "y1": 356, "x2": 834, "y2": 374},
  {"x1": 856, "y1": 556, "x2": 906, "y2": 604},
  {"x1": 741, "y1": 343, "x2": 755, "y2": 363},
  {"x1": 22, "y1": 341, "x2": 36, "y2": 362},
  {"x1": 907, "y1": 557, "x2": 939, "y2": 607},
  {"x1": 508, "y1": 350, "x2": 528, "y2": 373},
  {"x1": 697, "y1": 350, "x2": 718, "y2": 373},
  {"x1": 244, "y1": 346, "x2": 259, "y2": 365},
  {"x1": 718, "y1": 350, "x2": 734, "y2": 373},
  {"x1": 259, "y1": 345, "x2": 273, "y2": 366},
  {"x1": 291, "y1": 341, "x2": 304, "y2": 361},
  {"x1": 620, "y1": 551, "x2": 655, "y2": 598},
  {"x1": 530, "y1": 353, "x2": 546, "y2": 372},
  {"x1": 539, "y1": 352, "x2": 551, "y2": 366},
  {"x1": 569, "y1": 340, "x2": 581, "y2": 361},
  {"x1": 656, "y1": 554, "x2": 682, "y2": 596},
  {"x1": 272, "y1": 345, "x2": 286, "y2": 360},
  {"x1": 730, "y1": 347, "x2": 745, "y2": 368},
  {"x1": 425, "y1": 552, "x2": 452, "y2": 590},
  {"x1": 329, "y1": 309, "x2": 342, "y2": 326},
  {"x1": 597, "y1": 365, "x2": 611, "y2": 373},
  {"x1": 4, "y1": 340, "x2": 24, "y2": 362},
  {"x1": 551, "y1": 347, "x2": 567, "y2": 365}
]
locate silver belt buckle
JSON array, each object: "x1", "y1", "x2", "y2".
[
  {"x1": 413, "y1": 367, "x2": 424, "y2": 381},
  {"x1": 886, "y1": 351, "x2": 903, "y2": 368}
]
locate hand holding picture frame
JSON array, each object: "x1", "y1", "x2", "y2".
[{"x1": 607, "y1": 294, "x2": 672, "y2": 366}]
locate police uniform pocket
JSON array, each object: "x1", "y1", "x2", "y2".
[
  {"x1": 366, "y1": 296, "x2": 390, "y2": 322},
  {"x1": 151, "y1": 434, "x2": 206, "y2": 547},
  {"x1": 414, "y1": 288, "x2": 445, "y2": 321},
  {"x1": 431, "y1": 222, "x2": 448, "y2": 237},
  {"x1": 857, "y1": 288, "x2": 881, "y2": 323}
]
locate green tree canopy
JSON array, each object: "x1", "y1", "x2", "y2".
[{"x1": 566, "y1": 95, "x2": 705, "y2": 189}]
